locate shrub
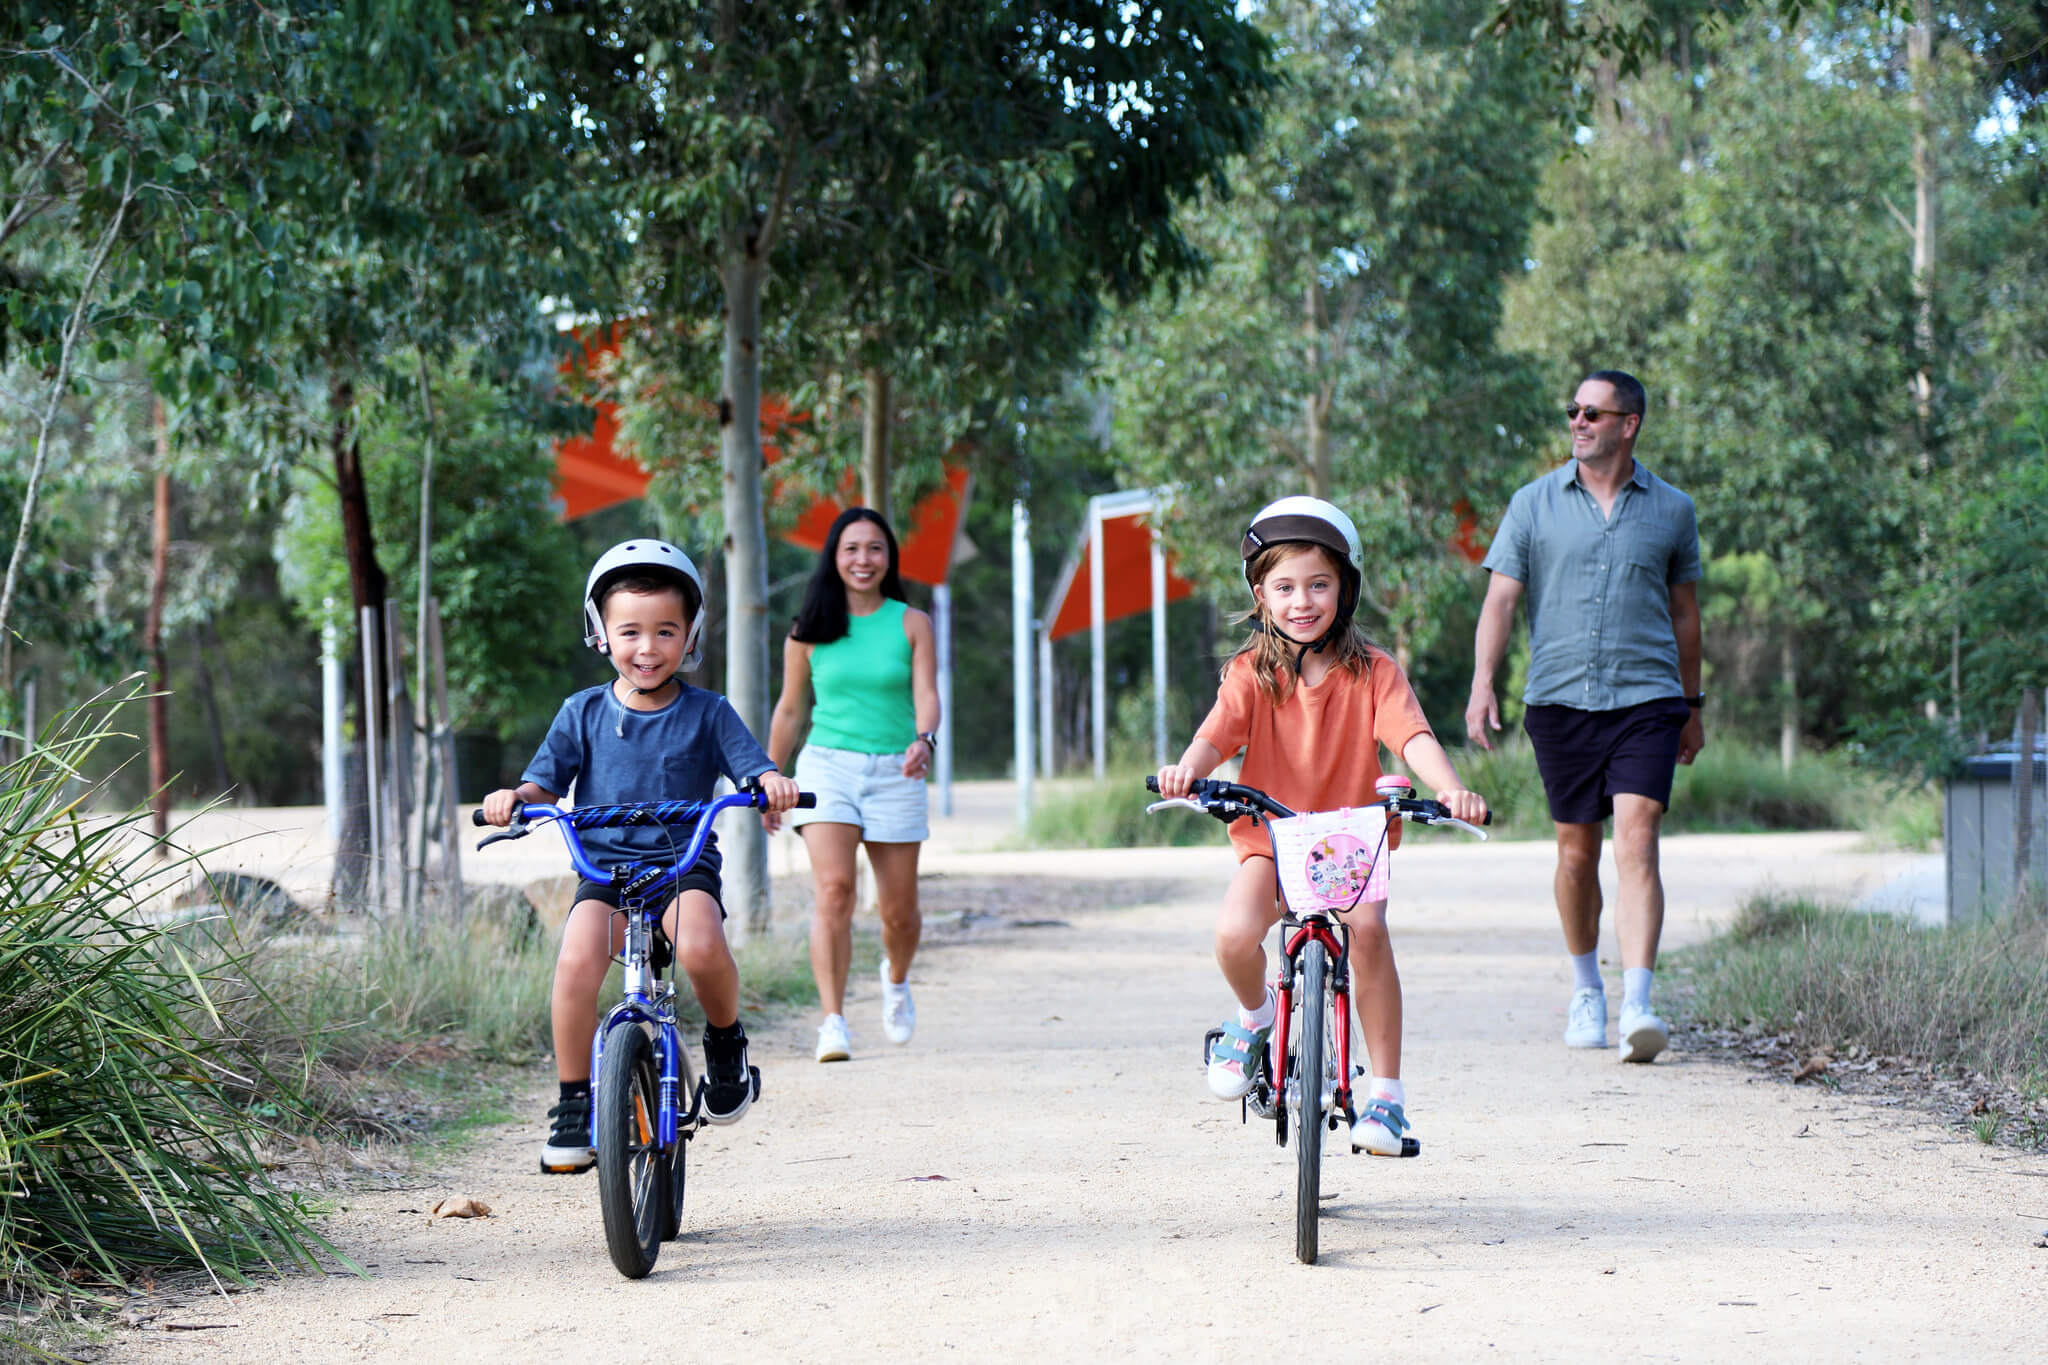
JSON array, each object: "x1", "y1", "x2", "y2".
[{"x1": 0, "y1": 686, "x2": 336, "y2": 1320}]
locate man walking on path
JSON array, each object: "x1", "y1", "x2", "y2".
[{"x1": 1465, "y1": 370, "x2": 1705, "y2": 1063}]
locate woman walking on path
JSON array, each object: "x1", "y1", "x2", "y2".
[{"x1": 767, "y1": 508, "x2": 940, "y2": 1063}]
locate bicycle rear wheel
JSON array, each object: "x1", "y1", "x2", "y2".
[
  {"x1": 597, "y1": 1021, "x2": 667, "y2": 1279},
  {"x1": 1294, "y1": 939, "x2": 1328, "y2": 1265}
]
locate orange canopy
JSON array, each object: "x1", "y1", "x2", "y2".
[
  {"x1": 784, "y1": 464, "x2": 973, "y2": 588},
  {"x1": 1044, "y1": 508, "x2": 1196, "y2": 641},
  {"x1": 550, "y1": 328, "x2": 967, "y2": 582}
]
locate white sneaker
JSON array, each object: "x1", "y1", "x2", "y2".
[
  {"x1": 880, "y1": 959, "x2": 915, "y2": 1045},
  {"x1": 815, "y1": 1014, "x2": 852, "y2": 1063},
  {"x1": 1205, "y1": 1019, "x2": 1269, "y2": 1101},
  {"x1": 1350, "y1": 1096, "x2": 1410, "y2": 1156},
  {"x1": 1564, "y1": 986, "x2": 1608, "y2": 1048},
  {"x1": 1618, "y1": 1009, "x2": 1668, "y2": 1063}
]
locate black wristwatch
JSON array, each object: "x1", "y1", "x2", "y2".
[
  {"x1": 916, "y1": 730, "x2": 939, "y2": 749},
  {"x1": 1684, "y1": 694, "x2": 1706, "y2": 708}
]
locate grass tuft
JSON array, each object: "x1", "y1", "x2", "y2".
[
  {"x1": 1673, "y1": 893, "x2": 2048, "y2": 1100},
  {"x1": 0, "y1": 683, "x2": 339, "y2": 1329}
]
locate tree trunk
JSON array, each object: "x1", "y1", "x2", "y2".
[
  {"x1": 861, "y1": 365, "x2": 892, "y2": 523},
  {"x1": 329, "y1": 376, "x2": 388, "y2": 905},
  {"x1": 1906, "y1": 5, "x2": 1958, "y2": 723},
  {"x1": 190, "y1": 626, "x2": 235, "y2": 799},
  {"x1": 719, "y1": 246, "x2": 773, "y2": 939},
  {"x1": 147, "y1": 405, "x2": 172, "y2": 854},
  {"x1": 410, "y1": 357, "x2": 440, "y2": 919},
  {"x1": 1303, "y1": 272, "x2": 1331, "y2": 498},
  {"x1": 1778, "y1": 626, "x2": 1799, "y2": 774}
]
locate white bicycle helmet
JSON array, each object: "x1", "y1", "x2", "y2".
[
  {"x1": 582, "y1": 539, "x2": 707, "y2": 671},
  {"x1": 1240, "y1": 495, "x2": 1365, "y2": 653}
]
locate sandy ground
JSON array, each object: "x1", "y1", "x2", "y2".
[{"x1": 114, "y1": 794, "x2": 2042, "y2": 1362}]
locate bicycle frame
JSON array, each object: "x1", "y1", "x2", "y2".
[{"x1": 1269, "y1": 911, "x2": 1354, "y2": 1129}]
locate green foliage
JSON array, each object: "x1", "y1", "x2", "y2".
[
  {"x1": 276, "y1": 356, "x2": 584, "y2": 739},
  {"x1": 0, "y1": 685, "x2": 336, "y2": 1316},
  {"x1": 1101, "y1": 0, "x2": 1554, "y2": 659},
  {"x1": 1673, "y1": 894, "x2": 2048, "y2": 1103}
]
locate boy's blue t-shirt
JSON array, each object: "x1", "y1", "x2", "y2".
[{"x1": 520, "y1": 682, "x2": 775, "y2": 873}]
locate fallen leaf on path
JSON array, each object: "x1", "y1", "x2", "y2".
[
  {"x1": 428, "y1": 1196, "x2": 492, "y2": 1220},
  {"x1": 904, "y1": 1174, "x2": 950, "y2": 1182}
]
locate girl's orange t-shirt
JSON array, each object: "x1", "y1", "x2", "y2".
[{"x1": 1194, "y1": 648, "x2": 1435, "y2": 863}]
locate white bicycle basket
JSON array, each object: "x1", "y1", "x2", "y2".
[{"x1": 1269, "y1": 805, "x2": 1389, "y2": 912}]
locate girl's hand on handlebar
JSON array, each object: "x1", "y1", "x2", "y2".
[
  {"x1": 481, "y1": 788, "x2": 520, "y2": 827},
  {"x1": 1155, "y1": 763, "x2": 1198, "y2": 800},
  {"x1": 1434, "y1": 788, "x2": 1489, "y2": 825}
]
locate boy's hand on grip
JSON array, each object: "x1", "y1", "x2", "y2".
[
  {"x1": 481, "y1": 788, "x2": 519, "y2": 827},
  {"x1": 759, "y1": 771, "x2": 802, "y2": 815}
]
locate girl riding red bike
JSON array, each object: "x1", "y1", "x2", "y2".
[{"x1": 1154, "y1": 497, "x2": 1490, "y2": 1157}]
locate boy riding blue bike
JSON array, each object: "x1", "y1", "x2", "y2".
[{"x1": 481, "y1": 540, "x2": 800, "y2": 1174}]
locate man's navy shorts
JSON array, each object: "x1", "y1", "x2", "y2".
[{"x1": 1523, "y1": 697, "x2": 1691, "y2": 825}]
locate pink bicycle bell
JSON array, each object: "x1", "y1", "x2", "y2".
[{"x1": 1375, "y1": 775, "x2": 1414, "y2": 798}]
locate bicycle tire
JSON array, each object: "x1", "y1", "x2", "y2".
[
  {"x1": 597, "y1": 1021, "x2": 666, "y2": 1279},
  {"x1": 1294, "y1": 939, "x2": 1328, "y2": 1265},
  {"x1": 659, "y1": 1038, "x2": 693, "y2": 1242}
]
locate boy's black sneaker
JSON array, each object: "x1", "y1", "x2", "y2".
[
  {"x1": 700, "y1": 1024, "x2": 759, "y2": 1127},
  {"x1": 540, "y1": 1093, "x2": 596, "y2": 1174}
]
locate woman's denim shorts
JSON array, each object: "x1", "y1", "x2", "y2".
[{"x1": 791, "y1": 744, "x2": 930, "y2": 843}]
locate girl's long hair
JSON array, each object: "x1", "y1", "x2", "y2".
[
  {"x1": 1228, "y1": 542, "x2": 1382, "y2": 703},
  {"x1": 790, "y1": 507, "x2": 906, "y2": 644}
]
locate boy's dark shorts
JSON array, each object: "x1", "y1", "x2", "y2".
[
  {"x1": 572, "y1": 866, "x2": 725, "y2": 920},
  {"x1": 1523, "y1": 697, "x2": 1692, "y2": 825}
]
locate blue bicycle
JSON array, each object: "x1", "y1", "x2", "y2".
[{"x1": 473, "y1": 786, "x2": 812, "y2": 1278}]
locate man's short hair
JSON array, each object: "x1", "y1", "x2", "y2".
[{"x1": 1583, "y1": 369, "x2": 1647, "y2": 419}]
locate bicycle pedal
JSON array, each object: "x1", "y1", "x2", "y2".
[{"x1": 1203, "y1": 1027, "x2": 1224, "y2": 1066}]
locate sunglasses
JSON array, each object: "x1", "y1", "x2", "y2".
[{"x1": 1565, "y1": 403, "x2": 1638, "y2": 424}]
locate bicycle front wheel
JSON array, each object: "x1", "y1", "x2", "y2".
[
  {"x1": 1294, "y1": 939, "x2": 1328, "y2": 1265},
  {"x1": 597, "y1": 1021, "x2": 667, "y2": 1279}
]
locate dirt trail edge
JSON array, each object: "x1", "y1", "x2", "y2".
[{"x1": 121, "y1": 832, "x2": 2042, "y2": 1363}]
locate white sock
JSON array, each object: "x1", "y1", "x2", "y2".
[
  {"x1": 1368, "y1": 1077, "x2": 1405, "y2": 1107},
  {"x1": 1622, "y1": 967, "x2": 1654, "y2": 1015},
  {"x1": 1239, "y1": 986, "x2": 1276, "y2": 1031},
  {"x1": 1571, "y1": 950, "x2": 1603, "y2": 992}
]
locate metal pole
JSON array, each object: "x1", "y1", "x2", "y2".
[
  {"x1": 1089, "y1": 499, "x2": 1106, "y2": 781},
  {"x1": 1151, "y1": 526, "x2": 1168, "y2": 766},
  {"x1": 933, "y1": 581, "x2": 954, "y2": 818},
  {"x1": 1038, "y1": 624, "x2": 1054, "y2": 779},
  {"x1": 322, "y1": 605, "x2": 344, "y2": 840},
  {"x1": 1011, "y1": 500, "x2": 1033, "y2": 828},
  {"x1": 359, "y1": 604, "x2": 383, "y2": 916}
]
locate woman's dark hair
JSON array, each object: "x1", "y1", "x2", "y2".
[{"x1": 790, "y1": 507, "x2": 906, "y2": 644}]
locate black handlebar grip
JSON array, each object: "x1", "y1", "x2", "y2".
[
  {"x1": 1145, "y1": 776, "x2": 1161, "y2": 793},
  {"x1": 795, "y1": 793, "x2": 818, "y2": 809},
  {"x1": 471, "y1": 809, "x2": 490, "y2": 826}
]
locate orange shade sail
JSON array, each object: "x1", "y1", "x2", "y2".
[
  {"x1": 783, "y1": 464, "x2": 973, "y2": 588},
  {"x1": 1044, "y1": 508, "x2": 1196, "y2": 641}
]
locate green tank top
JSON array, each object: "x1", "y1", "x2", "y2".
[{"x1": 807, "y1": 598, "x2": 916, "y2": 754}]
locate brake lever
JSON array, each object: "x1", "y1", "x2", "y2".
[
  {"x1": 1146, "y1": 798, "x2": 1207, "y2": 815},
  {"x1": 477, "y1": 828, "x2": 529, "y2": 850}
]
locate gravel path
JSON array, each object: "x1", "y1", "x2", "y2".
[{"x1": 116, "y1": 824, "x2": 2043, "y2": 1362}]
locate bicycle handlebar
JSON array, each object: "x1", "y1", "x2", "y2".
[
  {"x1": 1143, "y1": 775, "x2": 1491, "y2": 832},
  {"x1": 472, "y1": 790, "x2": 818, "y2": 883}
]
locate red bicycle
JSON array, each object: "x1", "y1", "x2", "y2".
[{"x1": 1145, "y1": 773, "x2": 1488, "y2": 1263}]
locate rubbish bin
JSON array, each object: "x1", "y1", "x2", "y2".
[{"x1": 1944, "y1": 742, "x2": 2047, "y2": 923}]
